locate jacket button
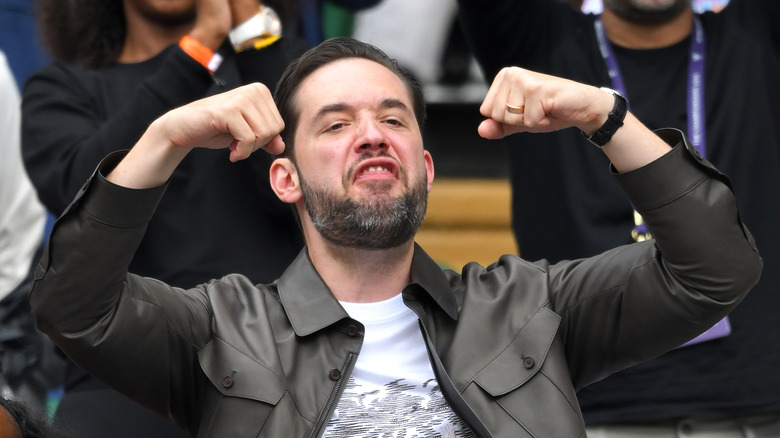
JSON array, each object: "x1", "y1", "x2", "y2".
[
  {"x1": 329, "y1": 369, "x2": 341, "y2": 381},
  {"x1": 222, "y1": 376, "x2": 234, "y2": 388},
  {"x1": 346, "y1": 324, "x2": 358, "y2": 336},
  {"x1": 523, "y1": 357, "x2": 535, "y2": 369}
]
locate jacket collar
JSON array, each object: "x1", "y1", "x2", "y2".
[
  {"x1": 407, "y1": 243, "x2": 459, "y2": 320},
  {"x1": 276, "y1": 243, "x2": 459, "y2": 337}
]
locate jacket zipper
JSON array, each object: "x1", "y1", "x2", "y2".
[
  {"x1": 309, "y1": 351, "x2": 358, "y2": 438},
  {"x1": 418, "y1": 320, "x2": 494, "y2": 438}
]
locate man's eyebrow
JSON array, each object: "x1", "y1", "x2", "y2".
[
  {"x1": 312, "y1": 99, "x2": 412, "y2": 123},
  {"x1": 313, "y1": 103, "x2": 352, "y2": 123},
  {"x1": 380, "y1": 98, "x2": 410, "y2": 113}
]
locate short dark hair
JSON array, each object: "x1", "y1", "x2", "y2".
[{"x1": 274, "y1": 37, "x2": 426, "y2": 161}]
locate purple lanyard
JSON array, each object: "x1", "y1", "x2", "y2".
[
  {"x1": 594, "y1": 16, "x2": 707, "y2": 156},
  {"x1": 595, "y1": 16, "x2": 707, "y2": 240},
  {"x1": 594, "y1": 17, "x2": 730, "y2": 345}
]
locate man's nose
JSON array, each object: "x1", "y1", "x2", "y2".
[{"x1": 355, "y1": 119, "x2": 387, "y2": 152}]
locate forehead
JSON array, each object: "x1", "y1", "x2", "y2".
[{"x1": 295, "y1": 58, "x2": 413, "y2": 117}]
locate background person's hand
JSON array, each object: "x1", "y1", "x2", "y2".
[
  {"x1": 230, "y1": 0, "x2": 266, "y2": 28},
  {"x1": 189, "y1": 0, "x2": 233, "y2": 50}
]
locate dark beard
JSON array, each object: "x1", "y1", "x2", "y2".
[
  {"x1": 603, "y1": 0, "x2": 691, "y2": 25},
  {"x1": 300, "y1": 173, "x2": 428, "y2": 250}
]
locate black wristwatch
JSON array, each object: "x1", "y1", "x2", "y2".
[{"x1": 583, "y1": 87, "x2": 628, "y2": 148}]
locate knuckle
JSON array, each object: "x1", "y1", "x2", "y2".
[
  {"x1": 252, "y1": 82, "x2": 272, "y2": 97},
  {"x1": 505, "y1": 66, "x2": 523, "y2": 79}
]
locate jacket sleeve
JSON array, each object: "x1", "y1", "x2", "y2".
[
  {"x1": 546, "y1": 129, "x2": 762, "y2": 389},
  {"x1": 29, "y1": 151, "x2": 215, "y2": 427}
]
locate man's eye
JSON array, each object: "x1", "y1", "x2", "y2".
[
  {"x1": 384, "y1": 118, "x2": 402, "y2": 126},
  {"x1": 327, "y1": 122, "x2": 345, "y2": 131}
]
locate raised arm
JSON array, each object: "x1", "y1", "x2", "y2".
[
  {"x1": 30, "y1": 84, "x2": 285, "y2": 428},
  {"x1": 475, "y1": 66, "x2": 762, "y2": 387},
  {"x1": 107, "y1": 83, "x2": 285, "y2": 189},
  {"x1": 478, "y1": 66, "x2": 670, "y2": 172}
]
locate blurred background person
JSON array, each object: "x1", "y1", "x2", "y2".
[
  {"x1": 270, "y1": 0, "x2": 382, "y2": 46},
  {"x1": 351, "y1": 0, "x2": 460, "y2": 84},
  {"x1": 457, "y1": 0, "x2": 780, "y2": 436},
  {"x1": 582, "y1": 0, "x2": 730, "y2": 13},
  {"x1": 0, "y1": 0, "x2": 65, "y2": 427},
  {"x1": 0, "y1": 47, "x2": 54, "y2": 421}
]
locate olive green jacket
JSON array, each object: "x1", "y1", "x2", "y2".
[{"x1": 31, "y1": 130, "x2": 761, "y2": 437}]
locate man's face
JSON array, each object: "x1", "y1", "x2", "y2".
[
  {"x1": 123, "y1": 0, "x2": 197, "y2": 26},
  {"x1": 290, "y1": 58, "x2": 433, "y2": 249},
  {"x1": 603, "y1": 0, "x2": 691, "y2": 25}
]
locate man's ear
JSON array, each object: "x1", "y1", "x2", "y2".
[
  {"x1": 270, "y1": 158, "x2": 302, "y2": 204},
  {"x1": 424, "y1": 150, "x2": 435, "y2": 192}
]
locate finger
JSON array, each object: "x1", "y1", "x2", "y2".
[
  {"x1": 263, "y1": 135, "x2": 285, "y2": 155},
  {"x1": 244, "y1": 83, "x2": 284, "y2": 147},
  {"x1": 521, "y1": 92, "x2": 553, "y2": 131},
  {"x1": 489, "y1": 73, "x2": 515, "y2": 122},
  {"x1": 477, "y1": 119, "x2": 503, "y2": 139},
  {"x1": 480, "y1": 68, "x2": 506, "y2": 118},
  {"x1": 477, "y1": 118, "x2": 525, "y2": 140},
  {"x1": 505, "y1": 103, "x2": 525, "y2": 114},
  {"x1": 228, "y1": 138, "x2": 256, "y2": 162},
  {"x1": 501, "y1": 88, "x2": 526, "y2": 127},
  {"x1": 224, "y1": 111, "x2": 258, "y2": 161},
  {"x1": 500, "y1": 68, "x2": 531, "y2": 126},
  {"x1": 483, "y1": 68, "x2": 528, "y2": 126}
]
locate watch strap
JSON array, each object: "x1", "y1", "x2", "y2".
[
  {"x1": 584, "y1": 87, "x2": 628, "y2": 148},
  {"x1": 229, "y1": 7, "x2": 281, "y2": 51}
]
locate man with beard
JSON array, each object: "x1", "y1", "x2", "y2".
[
  {"x1": 457, "y1": 0, "x2": 780, "y2": 435},
  {"x1": 29, "y1": 38, "x2": 761, "y2": 437}
]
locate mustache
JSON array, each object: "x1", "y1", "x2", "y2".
[{"x1": 343, "y1": 151, "x2": 405, "y2": 188}]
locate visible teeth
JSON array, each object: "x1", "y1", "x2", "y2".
[{"x1": 365, "y1": 166, "x2": 388, "y2": 172}]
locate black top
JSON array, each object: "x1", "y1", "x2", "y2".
[{"x1": 458, "y1": 0, "x2": 780, "y2": 423}]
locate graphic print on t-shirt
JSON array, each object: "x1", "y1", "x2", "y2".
[
  {"x1": 325, "y1": 293, "x2": 476, "y2": 437},
  {"x1": 324, "y1": 376, "x2": 475, "y2": 437}
]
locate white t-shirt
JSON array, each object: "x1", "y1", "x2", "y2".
[{"x1": 323, "y1": 293, "x2": 475, "y2": 437}]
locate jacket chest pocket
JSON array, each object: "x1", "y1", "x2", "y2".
[
  {"x1": 470, "y1": 308, "x2": 585, "y2": 437},
  {"x1": 197, "y1": 338, "x2": 288, "y2": 437}
]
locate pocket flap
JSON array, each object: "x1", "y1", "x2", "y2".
[
  {"x1": 474, "y1": 307, "x2": 560, "y2": 396},
  {"x1": 198, "y1": 337, "x2": 285, "y2": 405}
]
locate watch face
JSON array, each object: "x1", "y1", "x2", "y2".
[{"x1": 262, "y1": 7, "x2": 282, "y2": 36}]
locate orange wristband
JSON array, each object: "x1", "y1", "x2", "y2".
[{"x1": 179, "y1": 35, "x2": 223, "y2": 73}]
